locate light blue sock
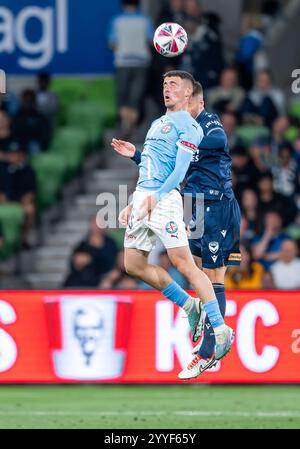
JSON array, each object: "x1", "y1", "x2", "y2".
[
  {"x1": 161, "y1": 281, "x2": 189, "y2": 307},
  {"x1": 203, "y1": 299, "x2": 224, "y2": 329}
]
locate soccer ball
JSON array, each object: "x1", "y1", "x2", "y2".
[{"x1": 153, "y1": 22, "x2": 188, "y2": 58}]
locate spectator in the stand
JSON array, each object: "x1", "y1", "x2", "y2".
[
  {"x1": 231, "y1": 146, "x2": 260, "y2": 198},
  {"x1": 257, "y1": 172, "x2": 297, "y2": 226},
  {"x1": 241, "y1": 69, "x2": 285, "y2": 127},
  {"x1": 157, "y1": 0, "x2": 184, "y2": 26},
  {"x1": 63, "y1": 242, "x2": 100, "y2": 288},
  {"x1": 0, "y1": 141, "x2": 37, "y2": 247},
  {"x1": 207, "y1": 66, "x2": 245, "y2": 115},
  {"x1": 36, "y1": 73, "x2": 59, "y2": 132},
  {"x1": 180, "y1": 3, "x2": 224, "y2": 89},
  {"x1": 225, "y1": 243, "x2": 264, "y2": 289},
  {"x1": 235, "y1": 13, "x2": 264, "y2": 90},
  {"x1": 221, "y1": 112, "x2": 244, "y2": 149},
  {"x1": 240, "y1": 188, "x2": 262, "y2": 242},
  {"x1": 253, "y1": 116, "x2": 291, "y2": 170},
  {"x1": 252, "y1": 210, "x2": 289, "y2": 271},
  {"x1": 272, "y1": 143, "x2": 299, "y2": 198},
  {"x1": 108, "y1": 0, "x2": 154, "y2": 139},
  {"x1": 0, "y1": 110, "x2": 13, "y2": 155},
  {"x1": 270, "y1": 239, "x2": 300, "y2": 289},
  {"x1": 80, "y1": 217, "x2": 119, "y2": 280},
  {"x1": 99, "y1": 250, "x2": 138, "y2": 289},
  {"x1": 64, "y1": 218, "x2": 119, "y2": 288},
  {"x1": 12, "y1": 89, "x2": 51, "y2": 155}
]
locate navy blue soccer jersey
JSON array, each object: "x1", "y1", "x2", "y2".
[{"x1": 183, "y1": 109, "x2": 234, "y2": 201}]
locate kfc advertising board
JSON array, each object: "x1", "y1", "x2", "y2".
[{"x1": 0, "y1": 290, "x2": 299, "y2": 383}]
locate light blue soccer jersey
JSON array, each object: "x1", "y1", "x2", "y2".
[{"x1": 137, "y1": 111, "x2": 203, "y2": 191}]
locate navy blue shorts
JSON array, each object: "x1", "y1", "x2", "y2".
[{"x1": 189, "y1": 196, "x2": 241, "y2": 269}]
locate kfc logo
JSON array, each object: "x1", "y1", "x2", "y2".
[{"x1": 45, "y1": 295, "x2": 132, "y2": 380}]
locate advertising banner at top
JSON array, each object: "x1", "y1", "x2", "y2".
[{"x1": 0, "y1": 0, "x2": 120, "y2": 75}]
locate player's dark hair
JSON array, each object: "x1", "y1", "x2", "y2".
[
  {"x1": 193, "y1": 81, "x2": 203, "y2": 97},
  {"x1": 163, "y1": 70, "x2": 195, "y2": 86}
]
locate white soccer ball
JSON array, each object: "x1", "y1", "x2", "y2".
[{"x1": 153, "y1": 22, "x2": 188, "y2": 58}]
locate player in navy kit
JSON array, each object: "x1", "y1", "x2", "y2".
[
  {"x1": 113, "y1": 80, "x2": 240, "y2": 379},
  {"x1": 112, "y1": 71, "x2": 235, "y2": 368}
]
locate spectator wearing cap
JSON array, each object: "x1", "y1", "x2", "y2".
[
  {"x1": 252, "y1": 210, "x2": 289, "y2": 271},
  {"x1": 207, "y1": 67, "x2": 245, "y2": 115},
  {"x1": 11, "y1": 89, "x2": 51, "y2": 155},
  {"x1": 0, "y1": 141, "x2": 37, "y2": 247},
  {"x1": 270, "y1": 240, "x2": 300, "y2": 289}
]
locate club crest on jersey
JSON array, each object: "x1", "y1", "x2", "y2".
[
  {"x1": 209, "y1": 241, "x2": 219, "y2": 254},
  {"x1": 161, "y1": 124, "x2": 173, "y2": 134},
  {"x1": 166, "y1": 221, "x2": 178, "y2": 237}
]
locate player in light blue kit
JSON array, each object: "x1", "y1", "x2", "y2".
[{"x1": 112, "y1": 71, "x2": 234, "y2": 361}]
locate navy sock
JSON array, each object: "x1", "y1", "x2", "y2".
[{"x1": 198, "y1": 283, "x2": 226, "y2": 359}]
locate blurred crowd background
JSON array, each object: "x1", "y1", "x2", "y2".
[{"x1": 1, "y1": 0, "x2": 300, "y2": 290}]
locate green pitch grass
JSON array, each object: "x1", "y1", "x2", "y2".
[{"x1": 0, "y1": 385, "x2": 300, "y2": 429}]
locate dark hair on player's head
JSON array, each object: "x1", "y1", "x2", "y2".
[
  {"x1": 193, "y1": 81, "x2": 203, "y2": 97},
  {"x1": 163, "y1": 70, "x2": 195, "y2": 86}
]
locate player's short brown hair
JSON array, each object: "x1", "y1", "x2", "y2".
[
  {"x1": 163, "y1": 70, "x2": 195, "y2": 86},
  {"x1": 193, "y1": 81, "x2": 203, "y2": 97}
]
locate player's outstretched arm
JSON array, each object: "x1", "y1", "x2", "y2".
[{"x1": 111, "y1": 138, "x2": 136, "y2": 158}]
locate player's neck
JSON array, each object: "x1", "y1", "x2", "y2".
[{"x1": 167, "y1": 103, "x2": 189, "y2": 113}]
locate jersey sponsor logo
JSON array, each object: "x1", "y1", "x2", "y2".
[
  {"x1": 228, "y1": 253, "x2": 241, "y2": 262},
  {"x1": 161, "y1": 124, "x2": 173, "y2": 134},
  {"x1": 221, "y1": 230, "x2": 227, "y2": 238},
  {"x1": 205, "y1": 120, "x2": 222, "y2": 128},
  {"x1": 180, "y1": 140, "x2": 197, "y2": 151},
  {"x1": 208, "y1": 241, "x2": 219, "y2": 254},
  {"x1": 165, "y1": 221, "x2": 178, "y2": 237},
  {"x1": 209, "y1": 189, "x2": 220, "y2": 196}
]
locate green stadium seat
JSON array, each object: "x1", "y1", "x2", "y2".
[
  {"x1": 289, "y1": 101, "x2": 300, "y2": 120},
  {"x1": 31, "y1": 153, "x2": 68, "y2": 210},
  {"x1": 0, "y1": 204, "x2": 24, "y2": 260},
  {"x1": 236, "y1": 125, "x2": 270, "y2": 146},
  {"x1": 67, "y1": 102, "x2": 104, "y2": 145},
  {"x1": 49, "y1": 127, "x2": 89, "y2": 177},
  {"x1": 284, "y1": 126, "x2": 298, "y2": 142},
  {"x1": 52, "y1": 78, "x2": 117, "y2": 129},
  {"x1": 108, "y1": 229, "x2": 125, "y2": 250}
]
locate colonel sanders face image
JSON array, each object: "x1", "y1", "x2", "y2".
[
  {"x1": 47, "y1": 295, "x2": 131, "y2": 380},
  {"x1": 73, "y1": 307, "x2": 105, "y2": 365}
]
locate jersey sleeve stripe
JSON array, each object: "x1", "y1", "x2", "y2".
[{"x1": 177, "y1": 142, "x2": 194, "y2": 155}]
